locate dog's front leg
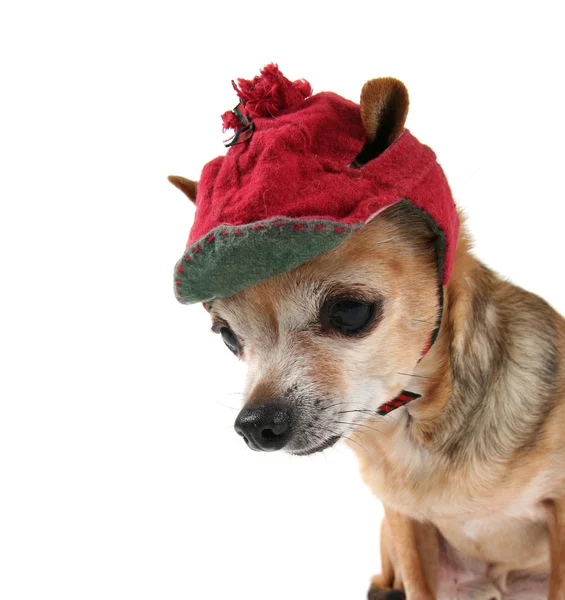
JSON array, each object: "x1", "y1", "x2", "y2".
[
  {"x1": 546, "y1": 499, "x2": 565, "y2": 600},
  {"x1": 369, "y1": 507, "x2": 438, "y2": 600}
]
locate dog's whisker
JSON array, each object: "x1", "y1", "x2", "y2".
[
  {"x1": 385, "y1": 412, "x2": 401, "y2": 424},
  {"x1": 335, "y1": 407, "x2": 404, "y2": 426},
  {"x1": 335, "y1": 420, "x2": 391, "y2": 439},
  {"x1": 348, "y1": 420, "x2": 389, "y2": 435},
  {"x1": 316, "y1": 423, "x2": 370, "y2": 455},
  {"x1": 342, "y1": 434, "x2": 369, "y2": 455},
  {"x1": 322, "y1": 401, "x2": 362, "y2": 411},
  {"x1": 411, "y1": 317, "x2": 437, "y2": 325},
  {"x1": 335, "y1": 408, "x2": 403, "y2": 429},
  {"x1": 397, "y1": 371, "x2": 440, "y2": 381},
  {"x1": 337, "y1": 408, "x2": 381, "y2": 415}
]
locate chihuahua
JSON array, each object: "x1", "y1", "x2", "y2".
[{"x1": 170, "y1": 73, "x2": 565, "y2": 600}]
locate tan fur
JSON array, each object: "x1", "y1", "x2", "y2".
[
  {"x1": 209, "y1": 204, "x2": 565, "y2": 599},
  {"x1": 353, "y1": 218, "x2": 565, "y2": 598},
  {"x1": 246, "y1": 376, "x2": 280, "y2": 407},
  {"x1": 545, "y1": 500, "x2": 565, "y2": 599},
  {"x1": 167, "y1": 175, "x2": 197, "y2": 202},
  {"x1": 360, "y1": 78, "x2": 409, "y2": 144}
]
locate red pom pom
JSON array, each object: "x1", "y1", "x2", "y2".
[
  {"x1": 221, "y1": 110, "x2": 241, "y2": 133},
  {"x1": 232, "y1": 63, "x2": 312, "y2": 119}
]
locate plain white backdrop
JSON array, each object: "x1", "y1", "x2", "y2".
[{"x1": 1, "y1": 1, "x2": 564, "y2": 599}]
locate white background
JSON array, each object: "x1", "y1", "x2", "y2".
[{"x1": 1, "y1": 2, "x2": 564, "y2": 599}]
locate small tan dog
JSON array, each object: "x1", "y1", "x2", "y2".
[{"x1": 171, "y1": 71, "x2": 565, "y2": 600}]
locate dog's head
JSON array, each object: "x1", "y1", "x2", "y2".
[
  {"x1": 208, "y1": 203, "x2": 440, "y2": 454},
  {"x1": 171, "y1": 73, "x2": 453, "y2": 455}
]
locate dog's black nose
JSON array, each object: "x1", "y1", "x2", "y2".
[{"x1": 234, "y1": 404, "x2": 292, "y2": 451}]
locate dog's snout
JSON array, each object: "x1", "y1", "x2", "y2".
[{"x1": 234, "y1": 404, "x2": 292, "y2": 451}]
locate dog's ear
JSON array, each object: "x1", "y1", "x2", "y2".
[
  {"x1": 376, "y1": 200, "x2": 439, "y2": 273},
  {"x1": 351, "y1": 78, "x2": 409, "y2": 168},
  {"x1": 168, "y1": 175, "x2": 198, "y2": 204}
]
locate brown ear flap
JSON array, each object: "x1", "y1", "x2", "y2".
[
  {"x1": 168, "y1": 175, "x2": 198, "y2": 204},
  {"x1": 351, "y1": 78, "x2": 409, "y2": 168}
]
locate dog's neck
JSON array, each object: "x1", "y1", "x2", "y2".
[{"x1": 403, "y1": 224, "x2": 563, "y2": 459}]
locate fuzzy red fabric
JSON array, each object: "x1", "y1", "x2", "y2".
[
  {"x1": 188, "y1": 78, "x2": 459, "y2": 284},
  {"x1": 230, "y1": 63, "x2": 312, "y2": 120},
  {"x1": 221, "y1": 110, "x2": 241, "y2": 132}
]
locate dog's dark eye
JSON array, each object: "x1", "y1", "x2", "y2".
[
  {"x1": 218, "y1": 326, "x2": 240, "y2": 355},
  {"x1": 321, "y1": 299, "x2": 377, "y2": 336}
]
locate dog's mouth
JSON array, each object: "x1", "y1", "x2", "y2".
[{"x1": 291, "y1": 434, "x2": 342, "y2": 456}]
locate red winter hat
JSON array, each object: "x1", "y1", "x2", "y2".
[{"x1": 171, "y1": 64, "x2": 459, "y2": 305}]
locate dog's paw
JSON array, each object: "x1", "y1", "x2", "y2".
[{"x1": 367, "y1": 587, "x2": 406, "y2": 600}]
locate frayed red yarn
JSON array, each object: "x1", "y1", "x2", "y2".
[
  {"x1": 221, "y1": 110, "x2": 241, "y2": 133},
  {"x1": 231, "y1": 63, "x2": 312, "y2": 119}
]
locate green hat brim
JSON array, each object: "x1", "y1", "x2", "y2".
[{"x1": 174, "y1": 217, "x2": 362, "y2": 305}]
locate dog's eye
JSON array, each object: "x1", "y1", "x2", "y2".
[
  {"x1": 321, "y1": 299, "x2": 377, "y2": 336},
  {"x1": 218, "y1": 326, "x2": 240, "y2": 354}
]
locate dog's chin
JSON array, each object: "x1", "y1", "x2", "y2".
[{"x1": 289, "y1": 434, "x2": 342, "y2": 456}]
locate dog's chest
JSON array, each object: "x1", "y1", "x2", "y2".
[
  {"x1": 435, "y1": 511, "x2": 549, "y2": 570},
  {"x1": 356, "y1": 424, "x2": 550, "y2": 570}
]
